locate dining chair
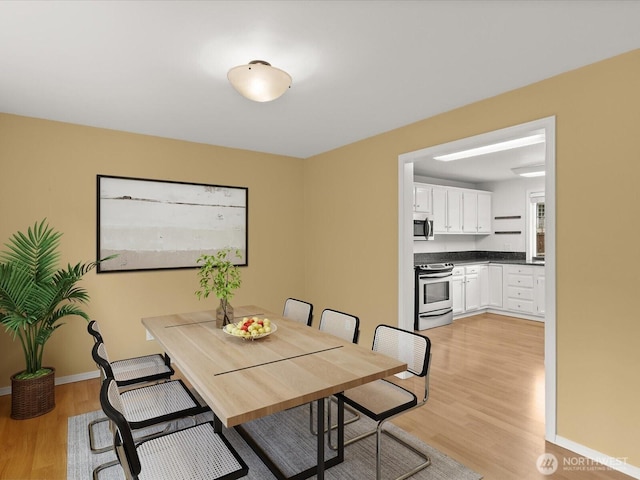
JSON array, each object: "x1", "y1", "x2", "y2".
[
  {"x1": 88, "y1": 320, "x2": 174, "y2": 387},
  {"x1": 311, "y1": 309, "x2": 361, "y2": 441},
  {"x1": 87, "y1": 320, "x2": 175, "y2": 455},
  {"x1": 336, "y1": 324, "x2": 432, "y2": 480},
  {"x1": 282, "y1": 297, "x2": 313, "y2": 326},
  {"x1": 99, "y1": 377, "x2": 249, "y2": 480},
  {"x1": 91, "y1": 341, "x2": 210, "y2": 479},
  {"x1": 318, "y1": 308, "x2": 359, "y2": 343}
]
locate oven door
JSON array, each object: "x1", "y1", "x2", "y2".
[
  {"x1": 416, "y1": 307, "x2": 453, "y2": 330},
  {"x1": 417, "y1": 273, "x2": 453, "y2": 314}
]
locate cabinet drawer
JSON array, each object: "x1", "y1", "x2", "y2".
[
  {"x1": 506, "y1": 298, "x2": 534, "y2": 313},
  {"x1": 507, "y1": 286, "x2": 534, "y2": 301},
  {"x1": 465, "y1": 265, "x2": 480, "y2": 274},
  {"x1": 505, "y1": 265, "x2": 533, "y2": 276},
  {"x1": 507, "y1": 274, "x2": 534, "y2": 288},
  {"x1": 452, "y1": 267, "x2": 464, "y2": 276}
]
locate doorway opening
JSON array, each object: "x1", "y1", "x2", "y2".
[{"x1": 397, "y1": 116, "x2": 557, "y2": 442}]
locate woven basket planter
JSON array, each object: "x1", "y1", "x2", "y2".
[{"x1": 10, "y1": 367, "x2": 55, "y2": 420}]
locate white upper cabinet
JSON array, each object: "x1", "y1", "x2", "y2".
[
  {"x1": 413, "y1": 183, "x2": 433, "y2": 214},
  {"x1": 462, "y1": 192, "x2": 478, "y2": 233},
  {"x1": 416, "y1": 182, "x2": 491, "y2": 235},
  {"x1": 432, "y1": 186, "x2": 448, "y2": 233},
  {"x1": 477, "y1": 192, "x2": 492, "y2": 233},
  {"x1": 446, "y1": 189, "x2": 463, "y2": 233},
  {"x1": 432, "y1": 186, "x2": 463, "y2": 233}
]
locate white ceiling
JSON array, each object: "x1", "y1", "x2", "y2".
[
  {"x1": 1, "y1": 0, "x2": 639, "y2": 171},
  {"x1": 412, "y1": 125, "x2": 548, "y2": 183}
]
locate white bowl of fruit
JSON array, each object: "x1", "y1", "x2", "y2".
[{"x1": 224, "y1": 316, "x2": 276, "y2": 340}]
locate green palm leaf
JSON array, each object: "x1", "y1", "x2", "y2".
[{"x1": 0, "y1": 219, "x2": 113, "y2": 377}]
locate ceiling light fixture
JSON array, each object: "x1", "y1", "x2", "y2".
[
  {"x1": 433, "y1": 133, "x2": 546, "y2": 161},
  {"x1": 227, "y1": 60, "x2": 292, "y2": 102},
  {"x1": 511, "y1": 165, "x2": 546, "y2": 177}
]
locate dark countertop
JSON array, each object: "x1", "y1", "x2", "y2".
[
  {"x1": 450, "y1": 259, "x2": 544, "y2": 267},
  {"x1": 414, "y1": 251, "x2": 544, "y2": 267}
]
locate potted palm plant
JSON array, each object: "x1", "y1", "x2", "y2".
[
  {"x1": 195, "y1": 247, "x2": 242, "y2": 328},
  {"x1": 0, "y1": 219, "x2": 109, "y2": 419}
]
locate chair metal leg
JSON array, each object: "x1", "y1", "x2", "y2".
[
  {"x1": 378, "y1": 423, "x2": 431, "y2": 480},
  {"x1": 92, "y1": 459, "x2": 119, "y2": 480},
  {"x1": 88, "y1": 416, "x2": 111, "y2": 454},
  {"x1": 326, "y1": 397, "x2": 361, "y2": 451},
  {"x1": 92, "y1": 425, "x2": 120, "y2": 480},
  {"x1": 342, "y1": 417, "x2": 431, "y2": 480},
  {"x1": 310, "y1": 396, "x2": 360, "y2": 439}
]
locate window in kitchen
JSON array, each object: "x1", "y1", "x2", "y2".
[{"x1": 528, "y1": 191, "x2": 545, "y2": 261}]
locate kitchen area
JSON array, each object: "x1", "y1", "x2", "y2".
[{"x1": 410, "y1": 124, "x2": 548, "y2": 331}]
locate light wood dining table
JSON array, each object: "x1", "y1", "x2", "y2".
[{"x1": 142, "y1": 305, "x2": 406, "y2": 480}]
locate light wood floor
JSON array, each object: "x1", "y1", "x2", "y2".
[
  {"x1": 0, "y1": 313, "x2": 632, "y2": 479},
  {"x1": 397, "y1": 313, "x2": 631, "y2": 480}
]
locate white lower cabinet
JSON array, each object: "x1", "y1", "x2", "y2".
[
  {"x1": 505, "y1": 265, "x2": 535, "y2": 314},
  {"x1": 452, "y1": 267, "x2": 465, "y2": 315},
  {"x1": 534, "y1": 268, "x2": 545, "y2": 316},
  {"x1": 464, "y1": 265, "x2": 480, "y2": 311},
  {"x1": 479, "y1": 265, "x2": 489, "y2": 307},
  {"x1": 452, "y1": 264, "x2": 483, "y2": 316},
  {"x1": 503, "y1": 265, "x2": 545, "y2": 318},
  {"x1": 451, "y1": 263, "x2": 543, "y2": 321},
  {"x1": 488, "y1": 265, "x2": 503, "y2": 308}
]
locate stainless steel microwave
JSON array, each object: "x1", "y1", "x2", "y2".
[{"x1": 413, "y1": 216, "x2": 434, "y2": 241}]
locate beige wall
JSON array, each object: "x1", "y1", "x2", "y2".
[
  {"x1": 0, "y1": 114, "x2": 305, "y2": 386},
  {"x1": 1, "y1": 48, "x2": 639, "y2": 467},
  {"x1": 304, "y1": 49, "x2": 640, "y2": 465}
]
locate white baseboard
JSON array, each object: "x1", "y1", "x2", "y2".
[
  {"x1": 0, "y1": 370, "x2": 100, "y2": 396},
  {"x1": 555, "y1": 435, "x2": 640, "y2": 479},
  {"x1": 453, "y1": 308, "x2": 544, "y2": 323}
]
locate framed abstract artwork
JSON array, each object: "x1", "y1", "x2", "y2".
[{"x1": 97, "y1": 175, "x2": 247, "y2": 272}]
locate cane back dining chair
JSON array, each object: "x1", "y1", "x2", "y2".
[
  {"x1": 88, "y1": 320, "x2": 174, "y2": 386},
  {"x1": 318, "y1": 308, "x2": 360, "y2": 343},
  {"x1": 336, "y1": 324, "x2": 432, "y2": 480},
  {"x1": 282, "y1": 297, "x2": 314, "y2": 326},
  {"x1": 91, "y1": 341, "x2": 210, "y2": 479},
  {"x1": 311, "y1": 309, "x2": 361, "y2": 440},
  {"x1": 100, "y1": 377, "x2": 249, "y2": 480},
  {"x1": 92, "y1": 341, "x2": 209, "y2": 429},
  {"x1": 87, "y1": 320, "x2": 175, "y2": 455}
]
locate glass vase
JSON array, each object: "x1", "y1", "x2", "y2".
[{"x1": 216, "y1": 299, "x2": 234, "y2": 329}]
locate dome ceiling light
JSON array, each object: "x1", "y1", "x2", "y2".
[{"x1": 227, "y1": 60, "x2": 292, "y2": 102}]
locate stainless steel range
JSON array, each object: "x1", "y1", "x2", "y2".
[{"x1": 414, "y1": 263, "x2": 454, "y2": 330}]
